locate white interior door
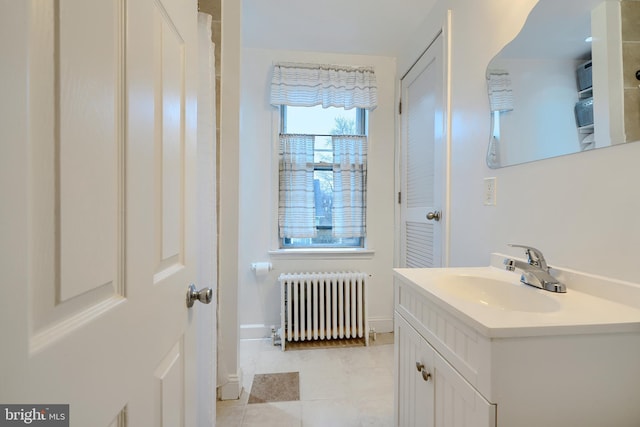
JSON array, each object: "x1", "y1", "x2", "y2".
[
  {"x1": 0, "y1": 0, "x2": 203, "y2": 425},
  {"x1": 399, "y1": 31, "x2": 448, "y2": 268}
]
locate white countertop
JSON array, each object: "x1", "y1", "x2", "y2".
[{"x1": 394, "y1": 262, "x2": 640, "y2": 338}]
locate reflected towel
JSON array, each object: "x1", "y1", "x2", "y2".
[{"x1": 487, "y1": 69, "x2": 514, "y2": 112}]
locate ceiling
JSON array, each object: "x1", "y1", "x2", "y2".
[{"x1": 241, "y1": 0, "x2": 437, "y2": 56}]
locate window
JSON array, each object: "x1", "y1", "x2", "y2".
[
  {"x1": 279, "y1": 105, "x2": 368, "y2": 249},
  {"x1": 270, "y1": 61, "x2": 377, "y2": 250}
]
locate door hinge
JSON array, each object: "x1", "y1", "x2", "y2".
[
  {"x1": 398, "y1": 100, "x2": 402, "y2": 115},
  {"x1": 398, "y1": 191, "x2": 402, "y2": 204}
]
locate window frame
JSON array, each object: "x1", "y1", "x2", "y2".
[{"x1": 278, "y1": 105, "x2": 368, "y2": 250}]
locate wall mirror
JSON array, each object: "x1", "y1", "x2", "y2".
[{"x1": 486, "y1": 0, "x2": 640, "y2": 168}]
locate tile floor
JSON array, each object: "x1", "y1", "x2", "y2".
[{"x1": 216, "y1": 334, "x2": 395, "y2": 427}]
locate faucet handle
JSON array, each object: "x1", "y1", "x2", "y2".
[{"x1": 508, "y1": 244, "x2": 549, "y2": 271}]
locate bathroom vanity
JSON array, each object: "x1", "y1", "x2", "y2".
[{"x1": 393, "y1": 255, "x2": 640, "y2": 427}]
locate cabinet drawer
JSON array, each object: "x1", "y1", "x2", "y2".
[{"x1": 395, "y1": 277, "x2": 493, "y2": 397}]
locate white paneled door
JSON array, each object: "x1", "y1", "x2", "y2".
[
  {"x1": 0, "y1": 0, "x2": 203, "y2": 425},
  {"x1": 399, "y1": 31, "x2": 449, "y2": 269}
]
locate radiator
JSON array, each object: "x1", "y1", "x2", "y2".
[{"x1": 278, "y1": 272, "x2": 369, "y2": 350}]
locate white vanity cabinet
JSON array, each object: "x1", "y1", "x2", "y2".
[
  {"x1": 395, "y1": 314, "x2": 495, "y2": 427},
  {"x1": 394, "y1": 265, "x2": 640, "y2": 427}
]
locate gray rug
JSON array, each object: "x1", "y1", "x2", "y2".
[{"x1": 248, "y1": 372, "x2": 300, "y2": 404}]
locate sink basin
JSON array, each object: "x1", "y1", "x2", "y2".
[
  {"x1": 394, "y1": 261, "x2": 640, "y2": 336},
  {"x1": 436, "y1": 274, "x2": 562, "y2": 313}
]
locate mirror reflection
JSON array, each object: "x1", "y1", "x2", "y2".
[{"x1": 486, "y1": 0, "x2": 640, "y2": 168}]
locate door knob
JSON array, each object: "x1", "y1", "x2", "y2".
[
  {"x1": 415, "y1": 362, "x2": 431, "y2": 382},
  {"x1": 186, "y1": 284, "x2": 213, "y2": 308},
  {"x1": 426, "y1": 211, "x2": 441, "y2": 221}
]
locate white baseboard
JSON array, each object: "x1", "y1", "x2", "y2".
[
  {"x1": 240, "y1": 318, "x2": 394, "y2": 341},
  {"x1": 368, "y1": 317, "x2": 394, "y2": 334},
  {"x1": 240, "y1": 323, "x2": 274, "y2": 340},
  {"x1": 217, "y1": 372, "x2": 243, "y2": 401}
]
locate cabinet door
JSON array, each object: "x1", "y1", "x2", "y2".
[
  {"x1": 395, "y1": 313, "x2": 435, "y2": 427},
  {"x1": 434, "y1": 350, "x2": 496, "y2": 427}
]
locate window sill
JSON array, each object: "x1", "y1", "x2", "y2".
[{"x1": 268, "y1": 248, "x2": 375, "y2": 260}]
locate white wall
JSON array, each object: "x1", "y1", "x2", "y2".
[
  {"x1": 399, "y1": 0, "x2": 640, "y2": 284},
  {"x1": 238, "y1": 48, "x2": 397, "y2": 337}
]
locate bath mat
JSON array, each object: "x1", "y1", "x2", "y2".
[{"x1": 248, "y1": 372, "x2": 300, "y2": 404}]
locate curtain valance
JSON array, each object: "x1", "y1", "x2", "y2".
[{"x1": 270, "y1": 62, "x2": 378, "y2": 110}]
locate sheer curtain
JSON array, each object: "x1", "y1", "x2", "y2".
[
  {"x1": 270, "y1": 62, "x2": 378, "y2": 110},
  {"x1": 278, "y1": 134, "x2": 316, "y2": 238},
  {"x1": 332, "y1": 135, "x2": 367, "y2": 238},
  {"x1": 272, "y1": 62, "x2": 375, "y2": 243}
]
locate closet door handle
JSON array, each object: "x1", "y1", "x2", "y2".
[{"x1": 426, "y1": 211, "x2": 441, "y2": 221}]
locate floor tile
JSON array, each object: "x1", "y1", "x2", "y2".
[
  {"x1": 216, "y1": 334, "x2": 395, "y2": 427},
  {"x1": 242, "y1": 401, "x2": 302, "y2": 427},
  {"x1": 215, "y1": 404, "x2": 245, "y2": 427},
  {"x1": 301, "y1": 399, "x2": 360, "y2": 427}
]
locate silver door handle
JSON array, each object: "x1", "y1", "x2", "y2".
[
  {"x1": 426, "y1": 211, "x2": 441, "y2": 221},
  {"x1": 186, "y1": 284, "x2": 213, "y2": 308}
]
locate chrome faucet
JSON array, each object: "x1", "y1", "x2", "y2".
[{"x1": 503, "y1": 244, "x2": 566, "y2": 293}]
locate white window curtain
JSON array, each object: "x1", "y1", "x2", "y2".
[
  {"x1": 270, "y1": 62, "x2": 378, "y2": 110},
  {"x1": 278, "y1": 134, "x2": 316, "y2": 238},
  {"x1": 332, "y1": 135, "x2": 367, "y2": 238}
]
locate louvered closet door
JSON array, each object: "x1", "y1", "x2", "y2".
[{"x1": 400, "y1": 32, "x2": 446, "y2": 268}]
